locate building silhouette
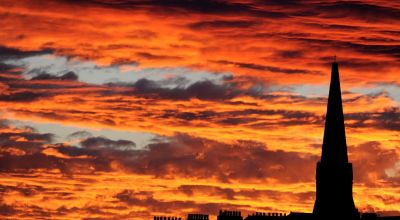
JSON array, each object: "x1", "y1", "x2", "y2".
[
  {"x1": 153, "y1": 62, "x2": 400, "y2": 219},
  {"x1": 312, "y1": 61, "x2": 359, "y2": 219},
  {"x1": 187, "y1": 214, "x2": 209, "y2": 220},
  {"x1": 218, "y1": 210, "x2": 243, "y2": 220},
  {"x1": 154, "y1": 217, "x2": 182, "y2": 220},
  {"x1": 243, "y1": 212, "x2": 287, "y2": 219}
]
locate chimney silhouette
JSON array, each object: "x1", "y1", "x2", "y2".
[{"x1": 313, "y1": 62, "x2": 359, "y2": 219}]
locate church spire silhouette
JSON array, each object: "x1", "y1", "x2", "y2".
[
  {"x1": 321, "y1": 62, "x2": 348, "y2": 164},
  {"x1": 313, "y1": 62, "x2": 359, "y2": 219},
  {"x1": 155, "y1": 61, "x2": 400, "y2": 220}
]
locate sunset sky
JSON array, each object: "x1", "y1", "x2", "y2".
[{"x1": 0, "y1": 0, "x2": 399, "y2": 219}]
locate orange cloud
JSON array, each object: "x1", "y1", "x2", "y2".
[{"x1": 0, "y1": 0, "x2": 399, "y2": 219}]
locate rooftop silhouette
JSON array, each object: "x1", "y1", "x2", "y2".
[
  {"x1": 153, "y1": 62, "x2": 400, "y2": 220},
  {"x1": 218, "y1": 210, "x2": 243, "y2": 220}
]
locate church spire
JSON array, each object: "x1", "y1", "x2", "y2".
[
  {"x1": 321, "y1": 62, "x2": 348, "y2": 164},
  {"x1": 313, "y1": 62, "x2": 358, "y2": 219}
]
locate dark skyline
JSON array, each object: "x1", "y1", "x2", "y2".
[
  {"x1": 155, "y1": 62, "x2": 399, "y2": 220},
  {"x1": 0, "y1": 1, "x2": 399, "y2": 219}
]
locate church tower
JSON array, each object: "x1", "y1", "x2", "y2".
[{"x1": 313, "y1": 62, "x2": 359, "y2": 219}]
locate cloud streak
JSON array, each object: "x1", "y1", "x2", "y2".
[{"x1": 0, "y1": 0, "x2": 399, "y2": 219}]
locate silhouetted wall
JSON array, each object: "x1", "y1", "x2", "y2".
[
  {"x1": 245, "y1": 212, "x2": 287, "y2": 219},
  {"x1": 218, "y1": 210, "x2": 243, "y2": 220},
  {"x1": 154, "y1": 216, "x2": 181, "y2": 220},
  {"x1": 187, "y1": 213, "x2": 209, "y2": 220}
]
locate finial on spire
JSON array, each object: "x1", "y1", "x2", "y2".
[{"x1": 333, "y1": 55, "x2": 336, "y2": 63}]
